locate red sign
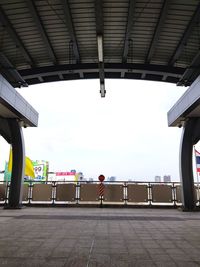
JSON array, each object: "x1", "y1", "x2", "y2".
[
  {"x1": 98, "y1": 174, "x2": 105, "y2": 182},
  {"x1": 56, "y1": 172, "x2": 75, "y2": 176}
]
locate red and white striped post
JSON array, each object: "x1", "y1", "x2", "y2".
[{"x1": 98, "y1": 174, "x2": 105, "y2": 207}]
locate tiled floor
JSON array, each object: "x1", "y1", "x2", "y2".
[{"x1": 0, "y1": 207, "x2": 200, "y2": 266}]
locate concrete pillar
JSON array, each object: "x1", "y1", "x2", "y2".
[
  {"x1": 180, "y1": 120, "x2": 195, "y2": 210},
  {"x1": 7, "y1": 119, "x2": 25, "y2": 208},
  {"x1": 180, "y1": 118, "x2": 200, "y2": 211}
]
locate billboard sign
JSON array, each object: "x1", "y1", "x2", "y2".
[{"x1": 32, "y1": 160, "x2": 49, "y2": 181}]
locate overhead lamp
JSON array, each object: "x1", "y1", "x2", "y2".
[
  {"x1": 100, "y1": 83, "x2": 106, "y2": 98},
  {"x1": 97, "y1": 35, "x2": 103, "y2": 62}
]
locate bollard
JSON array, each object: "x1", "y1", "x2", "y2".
[{"x1": 98, "y1": 174, "x2": 105, "y2": 207}]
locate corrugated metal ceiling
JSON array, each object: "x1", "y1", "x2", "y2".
[{"x1": 0, "y1": 0, "x2": 199, "y2": 88}]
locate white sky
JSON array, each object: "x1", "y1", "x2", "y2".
[{"x1": 0, "y1": 79, "x2": 191, "y2": 181}]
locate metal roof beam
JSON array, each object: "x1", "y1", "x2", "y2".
[
  {"x1": 19, "y1": 63, "x2": 184, "y2": 78},
  {"x1": 177, "y1": 50, "x2": 200, "y2": 86},
  {"x1": 169, "y1": 3, "x2": 200, "y2": 66},
  {"x1": 0, "y1": 52, "x2": 28, "y2": 87},
  {"x1": 122, "y1": 0, "x2": 135, "y2": 63},
  {"x1": 146, "y1": 0, "x2": 170, "y2": 64},
  {"x1": 18, "y1": 63, "x2": 184, "y2": 87},
  {"x1": 27, "y1": 0, "x2": 57, "y2": 65},
  {"x1": 62, "y1": 0, "x2": 80, "y2": 63},
  {"x1": 95, "y1": 0, "x2": 105, "y2": 97},
  {"x1": 0, "y1": 5, "x2": 34, "y2": 66},
  {"x1": 95, "y1": 0, "x2": 103, "y2": 35},
  {"x1": 99, "y1": 62, "x2": 106, "y2": 97}
]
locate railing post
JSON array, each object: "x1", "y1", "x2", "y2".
[
  {"x1": 124, "y1": 182, "x2": 127, "y2": 205},
  {"x1": 52, "y1": 181, "x2": 56, "y2": 205},
  {"x1": 76, "y1": 182, "x2": 80, "y2": 205},
  {"x1": 148, "y1": 182, "x2": 152, "y2": 206},
  {"x1": 172, "y1": 182, "x2": 176, "y2": 207}
]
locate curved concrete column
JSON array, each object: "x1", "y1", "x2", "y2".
[
  {"x1": 7, "y1": 119, "x2": 25, "y2": 208},
  {"x1": 0, "y1": 118, "x2": 11, "y2": 143},
  {"x1": 180, "y1": 118, "x2": 200, "y2": 210}
]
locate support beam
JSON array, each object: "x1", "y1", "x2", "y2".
[
  {"x1": 19, "y1": 63, "x2": 184, "y2": 77},
  {"x1": 62, "y1": 0, "x2": 80, "y2": 63},
  {"x1": 169, "y1": 3, "x2": 200, "y2": 66},
  {"x1": 95, "y1": 0, "x2": 105, "y2": 97},
  {"x1": 177, "y1": 50, "x2": 200, "y2": 86},
  {"x1": 0, "y1": 5, "x2": 34, "y2": 66},
  {"x1": 0, "y1": 74, "x2": 38, "y2": 127},
  {"x1": 0, "y1": 117, "x2": 11, "y2": 143},
  {"x1": 26, "y1": 0, "x2": 57, "y2": 64},
  {"x1": 99, "y1": 62, "x2": 106, "y2": 97},
  {"x1": 18, "y1": 63, "x2": 184, "y2": 86},
  {"x1": 0, "y1": 52, "x2": 28, "y2": 87},
  {"x1": 100, "y1": 83, "x2": 106, "y2": 97},
  {"x1": 95, "y1": 0, "x2": 103, "y2": 35},
  {"x1": 179, "y1": 118, "x2": 200, "y2": 211},
  {"x1": 120, "y1": 70, "x2": 125, "y2": 78},
  {"x1": 38, "y1": 76, "x2": 44, "y2": 82},
  {"x1": 97, "y1": 35, "x2": 103, "y2": 62},
  {"x1": 169, "y1": 76, "x2": 200, "y2": 210},
  {"x1": 97, "y1": 37, "x2": 106, "y2": 97},
  {"x1": 97, "y1": 35, "x2": 106, "y2": 97},
  {"x1": 146, "y1": 0, "x2": 170, "y2": 63},
  {"x1": 7, "y1": 119, "x2": 25, "y2": 209},
  {"x1": 122, "y1": 0, "x2": 135, "y2": 63}
]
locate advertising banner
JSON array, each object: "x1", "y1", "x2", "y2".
[
  {"x1": 32, "y1": 160, "x2": 49, "y2": 181},
  {"x1": 4, "y1": 160, "x2": 49, "y2": 182}
]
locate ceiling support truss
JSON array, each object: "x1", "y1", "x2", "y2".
[
  {"x1": 27, "y1": 0, "x2": 57, "y2": 65},
  {"x1": 178, "y1": 51, "x2": 200, "y2": 86},
  {"x1": 18, "y1": 63, "x2": 184, "y2": 87},
  {"x1": 122, "y1": 0, "x2": 135, "y2": 63},
  {"x1": 62, "y1": 0, "x2": 80, "y2": 63},
  {"x1": 146, "y1": 0, "x2": 170, "y2": 63},
  {"x1": 0, "y1": 52, "x2": 28, "y2": 87},
  {"x1": 0, "y1": 5, "x2": 34, "y2": 66},
  {"x1": 95, "y1": 0, "x2": 105, "y2": 97},
  {"x1": 169, "y1": 3, "x2": 200, "y2": 66}
]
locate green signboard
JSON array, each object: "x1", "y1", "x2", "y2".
[
  {"x1": 4, "y1": 160, "x2": 49, "y2": 182},
  {"x1": 32, "y1": 160, "x2": 49, "y2": 181}
]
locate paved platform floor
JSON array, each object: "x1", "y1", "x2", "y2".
[{"x1": 1, "y1": 207, "x2": 200, "y2": 266}]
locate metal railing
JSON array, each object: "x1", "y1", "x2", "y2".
[{"x1": 0, "y1": 180, "x2": 199, "y2": 207}]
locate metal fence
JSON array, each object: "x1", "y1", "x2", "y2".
[{"x1": 0, "y1": 180, "x2": 199, "y2": 207}]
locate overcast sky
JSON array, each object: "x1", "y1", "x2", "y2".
[{"x1": 0, "y1": 79, "x2": 191, "y2": 181}]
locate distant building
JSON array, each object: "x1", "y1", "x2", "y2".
[
  {"x1": 107, "y1": 176, "x2": 116, "y2": 182},
  {"x1": 163, "y1": 175, "x2": 171, "y2": 183},
  {"x1": 155, "y1": 176, "x2": 161, "y2": 183}
]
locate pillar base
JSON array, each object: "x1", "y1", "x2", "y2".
[
  {"x1": 4, "y1": 204, "x2": 25, "y2": 210},
  {"x1": 179, "y1": 206, "x2": 200, "y2": 212}
]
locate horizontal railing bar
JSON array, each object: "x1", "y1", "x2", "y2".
[{"x1": 0, "y1": 180, "x2": 199, "y2": 208}]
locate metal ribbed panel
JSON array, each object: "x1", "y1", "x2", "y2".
[
  {"x1": 1, "y1": 1, "x2": 50, "y2": 66},
  {"x1": 69, "y1": 0, "x2": 97, "y2": 63},
  {"x1": 0, "y1": 0, "x2": 199, "y2": 86},
  {"x1": 104, "y1": 0, "x2": 129, "y2": 63},
  {"x1": 176, "y1": 25, "x2": 200, "y2": 68},
  {"x1": 34, "y1": 0, "x2": 71, "y2": 64},
  {"x1": 128, "y1": 1, "x2": 162, "y2": 64},
  {"x1": 152, "y1": 1, "x2": 197, "y2": 66}
]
